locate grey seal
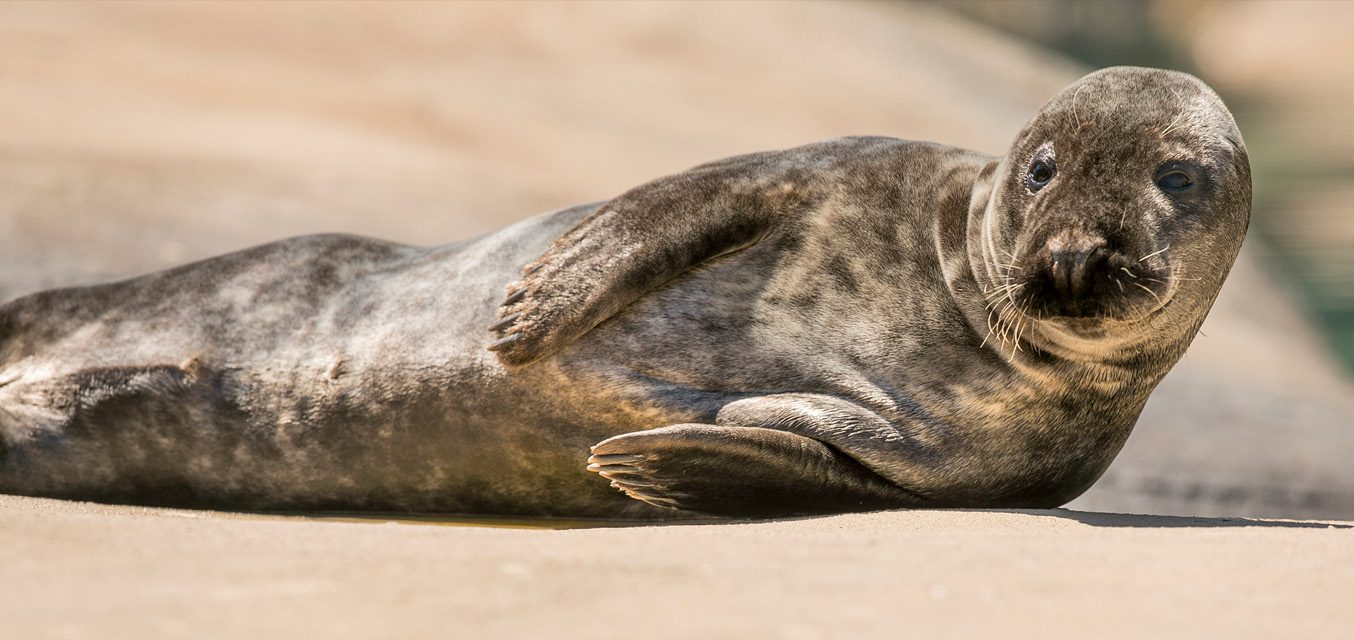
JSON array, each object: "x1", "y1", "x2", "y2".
[{"x1": 0, "y1": 67, "x2": 1249, "y2": 518}]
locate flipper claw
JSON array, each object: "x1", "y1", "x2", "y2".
[
  {"x1": 487, "y1": 333, "x2": 522, "y2": 351},
  {"x1": 488, "y1": 312, "x2": 520, "y2": 333}
]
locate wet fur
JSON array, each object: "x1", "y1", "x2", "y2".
[{"x1": 0, "y1": 67, "x2": 1250, "y2": 518}]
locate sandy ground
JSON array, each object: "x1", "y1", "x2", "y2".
[
  {"x1": 3, "y1": 494, "x2": 1351, "y2": 639},
  {"x1": 1, "y1": 1, "x2": 1350, "y2": 520},
  {"x1": 2, "y1": 2, "x2": 1354, "y2": 636}
]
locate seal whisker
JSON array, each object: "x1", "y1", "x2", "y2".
[
  {"x1": 991, "y1": 299, "x2": 1010, "y2": 346},
  {"x1": 1072, "y1": 82, "x2": 1088, "y2": 129},
  {"x1": 998, "y1": 300, "x2": 1021, "y2": 348},
  {"x1": 1003, "y1": 292, "x2": 1033, "y2": 357},
  {"x1": 994, "y1": 305, "x2": 1010, "y2": 346},
  {"x1": 1139, "y1": 244, "x2": 1170, "y2": 262},
  {"x1": 1160, "y1": 110, "x2": 1187, "y2": 138},
  {"x1": 1133, "y1": 282, "x2": 1165, "y2": 307},
  {"x1": 979, "y1": 306, "x2": 999, "y2": 349}
]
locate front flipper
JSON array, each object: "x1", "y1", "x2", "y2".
[
  {"x1": 587, "y1": 424, "x2": 922, "y2": 518},
  {"x1": 488, "y1": 147, "x2": 825, "y2": 367}
]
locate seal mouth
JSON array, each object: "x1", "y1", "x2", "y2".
[
  {"x1": 980, "y1": 284, "x2": 1178, "y2": 358},
  {"x1": 983, "y1": 243, "x2": 1179, "y2": 351},
  {"x1": 1013, "y1": 273, "x2": 1174, "y2": 325},
  {"x1": 996, "y1": 230, "x2": 1178, "y2": 323}
]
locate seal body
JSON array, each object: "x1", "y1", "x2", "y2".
[
  {"x1": 0, "y1": 215, "x2": 663, "y2": 516},
  {"x1": 0, "y1": 67, "x2": 1250, "y2": 518}
]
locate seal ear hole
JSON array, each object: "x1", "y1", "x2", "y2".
[{"x1": 1026, "y1": 155, "x2": 1057, "y2": 193}]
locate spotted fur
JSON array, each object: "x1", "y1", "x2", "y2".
[{"x1": 0, "y1": 67, "x2": 1249, "y2": 517}]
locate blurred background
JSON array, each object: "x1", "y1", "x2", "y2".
[{"x1": 1, "y1": 0, "x2": 1350, "y2": 519}]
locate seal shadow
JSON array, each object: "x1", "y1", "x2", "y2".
[
  {"x1": 1030, "y1": 508, "x2": 1353, "y2": 530},
  {"x1": 289, "y1": 508, "x2": 1352, "y2": 530},
  {"x1": 735, "y1": 508, "x2": 1353, "y2": 530},
  {"x1": 291, "y1": 511, "x2": 719, "y2": 530}
]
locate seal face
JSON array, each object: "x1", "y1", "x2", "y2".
[
  {"x1": 0, "y1": 67, "x2": 1250, "y2": 518},
  {"x1": 974, "y1": 68, "x2": 1250, "y2": 363}
]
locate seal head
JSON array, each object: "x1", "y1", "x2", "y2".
[{"x1": 970, "y1": 66, "x2": 1251, "y2": 362}]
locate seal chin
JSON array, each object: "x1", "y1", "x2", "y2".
[
  {"x1": 1013, "y1": 286, "x2": 1176, "y2": 359},
  {"x1": 1039, "y1": 315, "x2": 1130, "y2": 340},
  {"x1": 1015, "y1": 311, "x2": 1150, "y2": 360}
]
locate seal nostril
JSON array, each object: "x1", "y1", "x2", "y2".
[
  {"x1": 1050, "y1": 252, "x2": 1071, "y2": 296},
  {"x1": 1069, "y1": 248, "x2": 1103, "y2": 297},
  {"x1": 1046, "y1": 238, "x2": 1109, "y2": 304}
]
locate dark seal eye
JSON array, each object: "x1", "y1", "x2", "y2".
[
  {"x1": 1156, "y1": 163, "x2": 1197, "y2": 193},
  {"x1": 1026, "y1": 156, "x2": 1057, "y2": 192}
]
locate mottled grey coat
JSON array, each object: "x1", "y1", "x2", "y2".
[{"x1": 0, "y1": 67, "x2": 1249, "y2": 518}]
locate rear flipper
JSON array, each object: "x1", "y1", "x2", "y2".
[
  {"x1": 588, "y1": 424, "x2": 922, "y2": 518},
  {"x1": 2, "y1": 362, "x2": 253, "y2": 506},
  {"x1": 0, "y1": 366, "x2": 187, "y2": 462}
]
